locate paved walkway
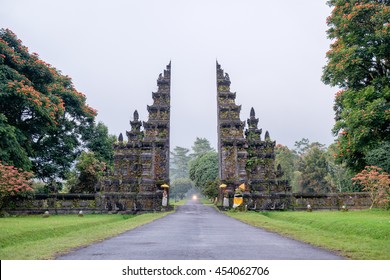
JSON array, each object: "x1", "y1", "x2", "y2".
[{"x1": 57, "y1": 200, "x2": 344, "y2": 260}]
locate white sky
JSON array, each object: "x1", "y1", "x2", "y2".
[{"x1": 1, "y1": 0, "x2": 336, "y2": 151}]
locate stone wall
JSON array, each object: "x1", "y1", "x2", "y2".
[
  {"x1": 292, "y1": 192, "x2": 372, "y2": 210},
  {"x1": 3, "y1": 192, "x2": 372, "y2": 215},
  {"x1": 3, "y1": 193, "x2": 101, "y2": 215}
]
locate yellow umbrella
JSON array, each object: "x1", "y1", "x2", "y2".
[
  {"x1": 238, "y1": 183, "x2": 246, "y2": 191},
  {"x1": 219, "y1": 184, "x2": 227, "y2": 189},
  {"x1": 161, "y1": 184, "x2": 169, "y2": 188}
]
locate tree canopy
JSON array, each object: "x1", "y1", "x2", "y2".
[
  {"x1": 275, "y1": 139, "x2": 355, "y2": 193},
  {"x1": 68, "y1": 152, "x2": 106, "y2": 194},
  {"x1": 323, "y1": 0, "x2": 390, "y2": 89},
  {"x1": 170, "y1": 178, "x2": 193, "y2": 199},
  {"x1": 189, "y1": 151, "x2": 218, "y2": 197},
  {"x1": 170, "y1": 146, "x2": 191, "y2": 180},
  {"x1": 0, "y1": 28, "x2": 113, "y2": 182},
  {"x1": 322, "y1": 1, "x2": 390, "y2": 172},
  {"x1": 190, "y1": 137, "x2": 215, "y2": 158}
]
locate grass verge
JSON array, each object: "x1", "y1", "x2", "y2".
[
  {"x1": 200, "y1": 197, "x2": 214, "y2": 205},
  {"x1": 0, "y1": 212, "x2": 170, "y2": 260},
  {"x1": 226, "y1": 209, "x2": 390, "y2": 260},
  {"x1": 170, "y1": 198, "x2": 188, "y2": 207}
]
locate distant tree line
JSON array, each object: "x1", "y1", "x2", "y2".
[
  {"x1": 170, "y1": 137, "x2": 218, "y2": 200},
  {"x1": 276, "y1": 138, "x2": 355, "y2": 193}
]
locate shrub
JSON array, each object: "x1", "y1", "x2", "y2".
[
  {"x1": 352, "y1": 166, "x2": 390, "y2": 209},
  {"x1": 0, "y1": 162, "x2": 33, "y2": 208}
]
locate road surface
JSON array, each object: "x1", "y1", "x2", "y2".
[{"x1": 57, "y1": 199, "x2": 344, "y2": 260}]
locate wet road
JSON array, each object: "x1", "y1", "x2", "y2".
[{"x1": 57, "y1": 199, "x2": 344, "y2": 260}]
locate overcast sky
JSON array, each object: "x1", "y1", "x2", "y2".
[{"x1": 1, "y1": 0, "x2": 336, "y2": 151}]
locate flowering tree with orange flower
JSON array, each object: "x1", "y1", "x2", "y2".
[
  {"x1": 352, "y1": 166, "x2": 390, "y2": 209},
  {"x1": 322, "y1": 1, "x2": 390, "y2": 172},
  {"x1": 0, "y1": 162, "x2": 33, "y2": 209},
  {"x1": 0, "y1": 29, "x2": 112, "y2": 183}
]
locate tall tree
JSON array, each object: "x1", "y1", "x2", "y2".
[
  {"x1": 325, "y1": 143, "x2": 357, "y2": 192},
  {"x1": 170, "y1": 146, "x2": 191, "y2": 179},
  {"x1": 294, "y1": 138, "x2": 310, "y2": 156},
  {"x1": 0, "y1": 114, "x2": 31, "y2": 170},
  {"x1": 85, "y1": 122, "x2": 115, "y2": 167},
  {"x1": 170, "y1": 178, "x2": 193, "y2": 199},
  {"x1": 68, "y1": 152, "x2": 106, "y2": 193},
  {"x1": 275, "y1": 144, "x2": 298, "y2": 181},
  {"x1": 190, "y1": 137, "x2": 215, "y2": 158},
  {"x1": 0, "y1": 29, "x2": 111, "y2": 182},
  {"x1": 275, "y1": 144, "x2": 300, "y2": 191},
  {"x1": 364, "y1": 141, "x2": 390, "y2": 173},
  {"x1": 298, "y1": 144, "x2": 332, "y2": 193},
  {"x1": 189, "y1": 151, "x2": 218, "y2": 195},
  {"x1": 322, "y1": 1, "x2": 390, "y2": 171}
]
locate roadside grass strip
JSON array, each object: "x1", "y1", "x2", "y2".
[
  {"x1": 0, "y1": 212, "x2": 170, "y2": 259},
  {"x1": 226, "y1": 209, "x2": 390, "y2": 260}
]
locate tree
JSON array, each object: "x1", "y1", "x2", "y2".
[
  {"x1": 0, "y1": 29, "x2": 110, "y2": 182},
  {"x1": 189, "y1": 151, "x2": 218, "y2": 196},
  {"x1": 275, "y1": 144, "x2": 299, "y2": 182},
  {"x1": 170, "y1": 178, "x2": 193, "y2": 199},
  {"x1": 85, "y1": 122, "x2": 116, "y2": 167},
  {"x1": 332, "y1": 86, "x2": 390, "y2": 171},
  {"x1": 322, "y1": 1, "x2": 390, "y2": 171},
  {"x1": 323, "y1": 0, "x2": 390, "y2": 90},
  {"x1": 202, "y1": 179, "x2": 219, "y2": 199},
  {"x1": 275, "y1": 144, "x2": 302, "y2": 192},
  {"x1": 365, "y1": 141, "x2": 390, "y2": 173},
  {"x1": 0, "y1": 161, "x2": 33, "y2": 209},
  {"x1": 0, "y1": 114, "x2": 31, "y2": 170},
  {"x1": 325, "y1": 143, "x2": 357, "y2": 192},
  {"x1": 190, "y1": 137, "x2": 215, "y2": 158},
  {"x1": 352, "y1": 165, "x2": 390, "y2": 209},
  {"x1": 170, "y1": 146, "x2": 191, "y2": 180},
  {"x1": 298, "y1": 144, "x2": 332, "y2": 193},
  {"x1": 68, "y1": 152, "x2": 106, "y2": 193},
  {"x1": 294, "y1": 138, "x2": 310, "y2": 156}
]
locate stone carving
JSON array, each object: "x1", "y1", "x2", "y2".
[
  {"x1": 133, "y1": 110, "x2": 139, "y2": 121},
  {"x1": 101, "y1": 62, "x2": 171, "y2": 212},
  {"x1": 216, "y1": 62, "x2": 291, "y2": 210}
]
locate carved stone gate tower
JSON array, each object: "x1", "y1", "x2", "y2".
[
  {"x1": 101, "y1": 62, "x2": 171, "y2": 212},
  {"x1": 216, "y1": 62, "x2": 291, "y2": 210},
  {"x1": 216, "y1": 62, "x2": 247, "y2": 190},
  {"x1": 101, "y1": 61, "x2": 290, "y2": 212}
]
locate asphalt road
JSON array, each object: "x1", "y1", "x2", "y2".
[{"x1": 57, "y1": 199, "x2": 344, "y2": 260}]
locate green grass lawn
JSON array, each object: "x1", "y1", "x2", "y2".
[
  {"x1": 200, "y1": 197, "x2": 215, "y2": 205},
  {"x1": 226, "y1": 209, "x2": 390, "y2": 259},
  {"x1": 0, "y1": 212, "x2": 170, "y2": 260},
  {"x1": 170, "y1": 198, "x2": 189, "y2": 206}
]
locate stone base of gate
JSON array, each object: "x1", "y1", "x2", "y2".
[
  {"x1": 216, "y1": 192, "x2": 292, "y2": 211},
  {"x1": 249, "y1": 193, "x2": 292, "y2": 210},
  {"x1": 102, "y1": 191, "x2": 169, "y2": 213}
]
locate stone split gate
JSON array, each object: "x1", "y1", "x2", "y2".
[
  {"x1": 101, "y1": 62, "x2": 291, "y2": 212},
  {"x1": 3, "y1": 62, "x2": 372, "y2": 214}
]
